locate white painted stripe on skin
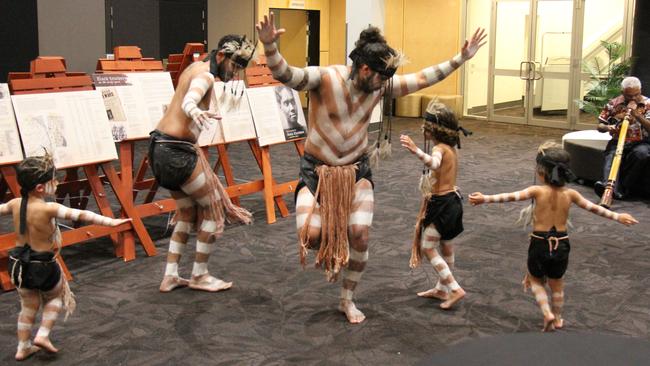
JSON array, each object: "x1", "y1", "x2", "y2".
[
  {"x1": 168, "y1": 240, "x2": 185, "y2": 254},
  {"x1": 349, "y1": 249, "x2": 368, "y2": 262},
  {"x1": 448, "y1": 281, "x2": 461, "y2": 291},
  {"x1": 182, "y1": 173, "x2": 206, "y2": 194},
  {"x1": 344, "y1": 270, "x2": 363, "y2": 282},
  {"x1": 421, "y1": 240, "x2": 435, "y2": 249},
  {"x1": 36, "y1": 328, "x2": 51, "y2": 338},
  {"x1": 340, "y1": 289, "x2": 353, "y2": 300},
  {"x1": 192, "y1": 262, "x2": 208, "y2": 276},
  {"x1": 20, "y1": 307, "x2": 37, "y2": 317},
  {"x1": 17, "y1": 322, "x2": 32, "y2": 330},
  {"x1": 439, "y1": 268, "x2": 451, "y2": 279},
  {"x1": 164, "y1": 262, "x2": 179, "y2": 276},
  {"x1": 200, "y1": 220, "x2": 217, "y2": 233},
  {"x1": 348, "y1": 211, "x2": 373, "y2": 226},
  {"x1": 42, "y1": 312, "x2": 59, "y2": 321},
  {"x1": 196, "y1": 241, "x2": 213, "y2": 254},
  {"x1": 175, "y1": 221, "x2": 192, "y2": 233},
  {"x1": 430, "y1": 256, "x2": 445, "y2": 267},
  {"x1": 296, "y1": 213, "x2": 321, "y2": 229}
]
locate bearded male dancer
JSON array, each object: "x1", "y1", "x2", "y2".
[
  {"x1": 257, "y1": 12, "x2": 486, "y2": 323},
  {"x1": 149, "y1": 35, "x2": 253, "y2": 293}
]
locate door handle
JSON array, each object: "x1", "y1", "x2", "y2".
[
  {"x1": 519, "y1": 61, "x2": 529, "y2": 80},
  {"x1": 532, "y1": 61, "x2": 543, "y2": 80}
]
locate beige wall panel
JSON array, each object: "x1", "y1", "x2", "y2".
[
  {"x1": 37, "y1": 0, "x2": 105, "y2": 74},
  {"x1": 402, "y1": 0, "x2": 461, "y2": 96},
  {"x1": 384, "y1": 0, "x2": 404, "y2": 55},
  {"x1": 208, "y1": 0, "x2": 255, "y2": 50},
  {"x1": 328, "y1": 0, "x2": 346, "y2": 66}
]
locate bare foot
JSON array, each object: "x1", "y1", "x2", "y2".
[
  {"x1": 553, "y1": 317, "x2": 564, "y2": 329},
  {"x1": 542, "y1": 313, "x2": 556, "y2": 332},
  {"x1": 189, "y1": 274, "x2": 232, "y2": 292},
  {"x1": 33, "y1": 337, "x2": 58, "y2": 353},
  {"x1": 338, "y1": 300, "x2": 366, "y2": 324},
  {"x1": 159, "y1": 275, "x2": 190, "y2": 292},
  {"x1": 440, "y1": 288, "x2": 465, "y2": 310},
  {"x1": 15, "y1": 345, "x2": 40, "y2": 361},
  {"x1": 417, "y1": 288, "x2": 449, "y2": 301}
]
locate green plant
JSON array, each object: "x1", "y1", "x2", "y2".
[{"x1": 576, "y1": 41, "x2": 632, "y2": 116}]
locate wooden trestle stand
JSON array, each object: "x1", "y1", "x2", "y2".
[
  {"x1": 0, "y1": 56, "x2": 155, "y2": 291},
  {"x1": 96, "y1": 46, "x2": 170, "y2": 262}
]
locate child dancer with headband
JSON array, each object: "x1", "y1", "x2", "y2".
[
  {"x1": 2, "y1": 154, "x2": 131, "y2": 360},
  {"x1": 469, "y1": 142, "x2": 638, "y2": 331}
]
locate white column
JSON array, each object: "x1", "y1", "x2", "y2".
[{"x1": 346, "y1": 0, "x2": 386, "y2": 65}]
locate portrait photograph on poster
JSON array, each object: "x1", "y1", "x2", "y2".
[
  {"x1": 246, "y1": 85, "x2": 307, "y2": 146},
  {"x1": 274, "y1": 85, "x2": 307, "y2": 140}
]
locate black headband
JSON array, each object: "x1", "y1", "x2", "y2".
[
  {"x1": 423, "y1": 111, "x2": 472, "y2": 148},
  {"x1": 349, "y1": 49, "x2": 397, "y2": 79},
  {"x1": 536, "y1": 155, "x2": 576, "y2": 185}
]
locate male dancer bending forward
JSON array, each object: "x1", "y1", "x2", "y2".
[
  {"x1": 149, "y1": 35, "x2": 253, "y2": 293},
  {"x1": 257, "y1": 12, "x2": 486, "y2": 323}
]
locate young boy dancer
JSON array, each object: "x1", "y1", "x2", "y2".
[
  {"x1": 468, "y1": 142, "x2": 638, "y2": 331},
  {"x1": 400, "y1": 102, "x2": 470, "y2": 310},
  {"x1": 2, "y1": 154, "x2": 130, "y2": 360}
]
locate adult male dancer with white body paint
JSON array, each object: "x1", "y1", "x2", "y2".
[
  {"x1": 149, "y1": 35, "x2": 253, "y2": 293},
  {"x1": 257, "y1": 12, "x2": 486, "y2": 323}
]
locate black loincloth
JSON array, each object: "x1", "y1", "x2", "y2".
[
  {"x1": 527, "y1": 229, "x2": 570, "y2": 279},
  {"x1": 9, "y1": 245, "x2": 61, "y2": 291},
  {"x1": 148, "y1": 130, "x2": 198, "y2": 191},
  {"x1": 294, "y1": 152, "x2": 374, "y2": 202},
  {"x1": 420, "y1": 192, "x2": 464, "y2": 241}
]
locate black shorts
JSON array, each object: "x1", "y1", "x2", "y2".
[
  {"x1": 294, "y1": 153, "x2": 374, "y2": 202},
  {"x1": 148, "y1": 130, "x2": 198, "y2": 191},
  {"x1": 9, "y1": 245, "x2": 61, "y2": 292},
  {"x1": 527, "y1": 231, "x2": 570, "y2": 279},
  {"x1": 421, "y1": 192, "x2": 464, "y2": 241}
]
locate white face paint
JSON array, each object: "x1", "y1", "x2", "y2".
[{"x1": 44, "y1": 180, "x2": 57, "y2": 196}]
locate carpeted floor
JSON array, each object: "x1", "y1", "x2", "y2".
[{"x1": 1, "y1": 118, "x2": 649, "y2": 365}]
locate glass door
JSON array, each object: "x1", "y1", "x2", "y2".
[
  {"x1": 466, "y1": 0, "x2": 635, "y2": 128},
  {"x1": 528, "y1": 0, "x2": 575, "y2": 129},
  {"x1": 488, "y1": 0, "x2": 531, "y2": 125},
  {"x1": 488, "y1": 0, "x2": 575, "y2": 128}
]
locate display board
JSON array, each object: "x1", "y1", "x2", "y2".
[
  {"x1": 92, "y1": 72, "x2": 175, "y2": 141},
  {"x1": 0, "y1": 84, "x2": 23, "y2": 165},
  {"x1": 246, "y1": 85, "x2": 307, "y2": 146},
  {"x1": 198, "y1": 81, "x2": 257, "y2": 146},
  {"x1": 11, "y1": 90, "x2": 118, "y2": 168}
]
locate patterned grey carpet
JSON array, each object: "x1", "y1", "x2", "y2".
[{"x1": 1, "y1": 118, "x2": 649, "y2": 365}]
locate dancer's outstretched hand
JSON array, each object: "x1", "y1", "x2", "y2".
[
  {"x1": 468, "y1": 192, "x2": 485, "y2": 205},
  {"x1": 256, "y1": 12, "x2": 286, "y2": 44},
  {"x1": 192, "y1": 110, "x2": 221, "y2": 130},
  {"x1": 400, "y1": 134, "x2": 418, "y2": 154},
  {"x1": 461, "y1": 28, "x2": 487, "y2": 60},
  {"x1": 618, "y1": 213, "x2": 638, "y2": 226}
]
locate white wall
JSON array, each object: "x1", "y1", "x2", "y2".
[
  {"x1": 37, "y1": 0, "x2": 105, "y2": 74},
  {"x1": 345, "y1": 0, "x2": 385, "y2": 65}
]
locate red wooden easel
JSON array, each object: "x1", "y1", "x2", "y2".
[
  {"x1": 166, "y1": 43, "x2": 205, "y2": 88},
  {"x1": 95, "y1": 46, "x2": 171, "y2": 261},
  {"x1": 0, "y1": 56, "x2": 155, "y2": 291}
]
